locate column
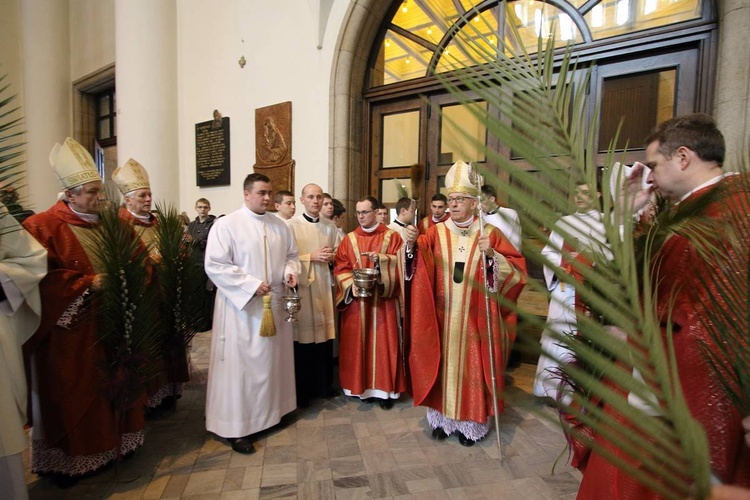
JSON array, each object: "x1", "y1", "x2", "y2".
[
  {"x1": 713, "y1": 0, "x2": 750, "y2": 165},
  {"x1": 20, "y1": 0, "x2": 71, "y2": 210},
  {"x1": 115, "y1": 0, "x2": 179, "y2": 205}
]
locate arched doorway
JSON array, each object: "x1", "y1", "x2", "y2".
[{"x1": 331, "y1": 0, "x2": 717, "y2": 217}]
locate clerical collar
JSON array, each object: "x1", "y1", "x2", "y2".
[
  {"x1": 675, "y1": 171, "x2": 731, "y2": 206},
  {"x1": 393, "y1": 219, "x2": 407, "y2": 228},
  {"x1": 302, "y1": 212, "x2": 319, "y2": 223},
  {"x1": 453, "y1": 215, "x2": 475, "y2": 228},
  {"x1": 432, "y1": 215, "x2": 443, "y2": 223},
  {"x1": 361, "y1": 223, "x2": 379, "y2": 233},
  {"x1": 245, "y1": 207, "x2": 265, "y2": 218},
  {"x1": 68, "y1": 204, "x2": 99, "y2": 223},
  {"x1": 485, "y1": 205, "x2": 499, "y2": 216},
  {"x1": 129, "y1": 209, "x2": 152, "y2": 224}
]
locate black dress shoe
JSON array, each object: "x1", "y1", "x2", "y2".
[
  {"x1": 378, "y1": 399, "x2": 394, "y2": 410},
  {"x1": 431, "y1": 428, "x2": 449, "y2": 440},
  {"x1": 457, "y1": 432, "x2": 476, "y2": 447},
  {"x1": 228, "y1": 436, "x2": 256, "y2": 454}
]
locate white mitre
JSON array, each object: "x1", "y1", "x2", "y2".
[
  {"x1": 444, "y1": 160, "x2": 480, "y2": 196},
  {"x1": 49, "y1": 137, "x2": 100, "y2": 190},
  {"x1": 112, "y1": 158, "x2": 151, "y2": 195}
]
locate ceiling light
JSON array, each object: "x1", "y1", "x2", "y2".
[
  {"x1": 427, "y1": 27, "x2": 432, "y2": 35},
  {"x1": 405, "y1": 57, "x2": 411, "y2": 64},
  {"x1": 402, "y1": 2, "x2": 408, "y2": 13},
  {"x1": 385, "y1": 39, "x2": 391, "y2": 47}
]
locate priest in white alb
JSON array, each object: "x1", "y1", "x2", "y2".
[
  {"x1": 204, "y1": 173, "x2": 300, "y2": 455},
  {"x1": 0, "y1": 203, "x2": 46, "y2": 500},
  {"x1": 285, "y1": 183, "x2": 341, "y2": 407}
]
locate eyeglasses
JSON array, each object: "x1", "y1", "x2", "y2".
[
  {"x1": 447, "y1": 196, "x2": 472, "y2": 204},
  {"x1": 355, "y1": 210, "x2": 373, "y2": 216}
]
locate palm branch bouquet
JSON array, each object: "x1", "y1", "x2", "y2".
[
  {"x1": 91, "y1": 198, "x2": 161, "y2": 455},
  {"x1": 153, "y1": 202, "x2": 205, "y2": 391},
  {"x1": 422, "y1": 2, "x2": 739, "y2": 497}
]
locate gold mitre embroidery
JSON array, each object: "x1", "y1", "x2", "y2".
[
  {"x1": 444, "y1": 160, "x2": 479, "y2": 197},
  {"x1": 49, "y1": 137, "x2": 100, "y2": 190},
  {"x1": 112, "y1": 158, "x2": 151, "y2": 195}
]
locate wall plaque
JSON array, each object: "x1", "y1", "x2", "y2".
[
  {"x1": 195, "y1": 115, "x2": 230, "y2": 187},
  {"x1": 253, "y1": 101, "x2": 294, "y2": 192}
]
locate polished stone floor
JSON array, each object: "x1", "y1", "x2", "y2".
[{"x1": 24, "y1": 331, "x2": 581, "y2": 499}]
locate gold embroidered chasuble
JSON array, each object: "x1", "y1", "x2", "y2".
[
  {"x1": 409, "y1": 219, "x2": 526, "y2": 422},
  {"x1": 334, "y1": 224, "x2": 405, "y2": 396}
]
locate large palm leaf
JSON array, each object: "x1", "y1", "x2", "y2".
[
  {"x1": 91, "y1": 200, "x2": 162, "y2": 415},
  {"x1": 429, "y1": 3, "x2": 715, "y2": 497},
  {"x1": 153, "y1": 202, "x2": 206, "y2": 385},
  {"x1": 0, "y1": 72, "x2": 30, "y2": 230}
]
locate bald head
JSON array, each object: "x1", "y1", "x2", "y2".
[{"x1": 300, "y1": 183, "x2": 324, "y2": 217}]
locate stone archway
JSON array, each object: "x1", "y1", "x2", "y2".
[
  {"x1": 328, "y1": 0, "x2": 392, "y2": 212},
  {"x1": 329, "y1": 0, "x2": 749, "y2": 191}
]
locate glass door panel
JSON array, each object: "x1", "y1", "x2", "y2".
[
  {"x1": 369, "y1": 99, "x2": 426, "y2": 213},
  {"x1": 382, "y1": 111, "x2": 420, "y2": 168},
  {"x1": 593, "y1": 47, "x2": 698, "y2": 165},
  {"x1": 439, "y1": 101, "x2": 488, "y2": 165},
  {"x1": 598, "y1": 68, "x2": 676, "y2": 152}
]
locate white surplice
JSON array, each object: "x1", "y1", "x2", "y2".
[
  {"x1": 483, "y1": 207, "x2": 522, "y2": 251},
  {"x1": 533, "y1": 210, "x2": 609, "y2": 401},
  {"x1": 285, "y1": 214, "x2": 341, "y2": 344},
  {"x1": 0, "y1": 206, "x2": 46, "y2": 500},
  {"x1": 204, "y1": 206, "x2": 300, "y2": 438}
]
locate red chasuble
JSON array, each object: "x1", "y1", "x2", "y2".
[
  {"x1": 578, "y1": 174, "x2": 750, "y2": 498},
  {"x1": 22, "y1": 201, "x2": 145, "y2": 476},
  {"x1": 409, "y1": 219, "x2": 526, "y2": 423},
  {"x1": 117, "y1": 206, "x2": 158, "y2": 250},
  {"x1": 334, "y1": 224, "x2": 405, "y2": 396},
  {"x1": 418, "y1": 213, "x2": 450, "y2": 235},
  {"x1": 117, "y1": 207, "x2": 189, "y2": 404}
]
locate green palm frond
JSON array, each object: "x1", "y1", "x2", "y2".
[
  {"x1": 0, "y1": 73, "x2": 31, "y2": 229},
  {"x1": 153, "y1": 202, "x2": 206, "y2": 364},
  {"x1": 433, "y1": 4, "x2": 714, "y2": 497},
  {"x1": 394, "y1": 179, "x2": 409, "y2": 200},
  {"x1": 91, "y1": 201, "x2": 161, "y2": 412}
]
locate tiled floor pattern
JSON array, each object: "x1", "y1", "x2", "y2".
[{"x1": 24, "y1": 332, "x2": 581, "y2": 499}]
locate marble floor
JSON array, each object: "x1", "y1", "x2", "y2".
[{"x1": 23, "y1": 331, "x2": 581, "y2": 499}]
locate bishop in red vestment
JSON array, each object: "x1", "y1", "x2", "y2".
[
  {"x1": 113, "y1": 158, "x2": 188, "y2": 409},
  {"x1": 334, "y1": 196, "x2": 405, "y2": 409},
  {"x1": 407, "y1": 161, "x2": 526, "y2": 446},
  {"x1": 22, "y1": 138, "x2": 146, "y2": 481}
]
